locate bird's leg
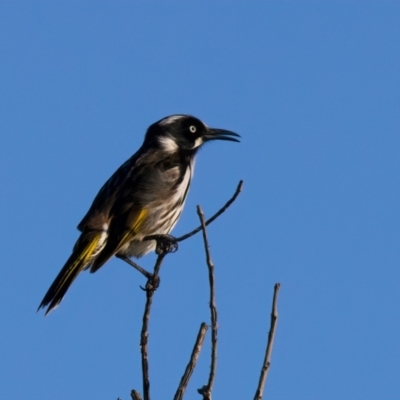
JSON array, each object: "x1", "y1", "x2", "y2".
[
  {"x1": 116, "y1": 255, "x2": 152, "y2": 279},
  {"x1": 144, "y1": 234, "x2": 179, "y2": 255},
  {"x1": 117, "y1": 234, "x2": 176, "y2": 292},
  {"x1": 116, "y1": 255, "x2": 161, "y2": 291}
]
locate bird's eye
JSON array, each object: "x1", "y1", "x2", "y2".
[{"x1": 189, "y1": 125, "x2": 197, "y2": 133}]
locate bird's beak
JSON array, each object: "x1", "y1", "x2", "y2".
[{"x1": 204, "y1": 127, "x2": 241, "y2": 143}]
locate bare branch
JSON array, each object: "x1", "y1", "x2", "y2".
[
  {"x1": 138, "y1": 254, "x2": 166, "y2": 400},
  {"x1": 253, "y1": 283, "x2": 281, "y2": 400},
  {"x1": 196, "y1": 206, "x2": 218, "y2": 400},
  {"x1": 174, "y1": 323, "x2": 209, "y2": 400},
  {"x1": 176, "y1": 180, "x2": 243, "y2": 242}
]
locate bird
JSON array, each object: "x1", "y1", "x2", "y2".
[{"x1": 38, "y1": 114, "x2": 240, "y2": 315}]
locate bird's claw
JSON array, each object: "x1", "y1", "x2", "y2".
[
  {"x1": 140, "y1": 273, "x2": 160, "y2": 292},
  {"x1": 156, "y1": 234, "x2": 178, "y2": 255},
  {"x1": 145, "y1": 234, "x2": 178, "y2": 255}
]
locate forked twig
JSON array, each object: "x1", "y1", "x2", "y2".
[
  {"x1": 197, "y1": 206, "x2": 218, "y2": 400},
  {"x1": 176, "y1": 180, "x2": 243, "y2": 242},
  {"x1": 253, "y1": 283, "x2": 281, "y2": 400},
  {"x1": 174, "y1": 323, "x2": 209, "y2": 400}
]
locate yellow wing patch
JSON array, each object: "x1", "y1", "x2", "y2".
[
  {"x1": 131, "y1": 208, "x2": 148, "y2": 232},
  {"x1": 119, "y1": 207, "x2": 148, "y2": 246},
  {"x1": 80, "y1": 234, "x2": 102, "y2": 264}
]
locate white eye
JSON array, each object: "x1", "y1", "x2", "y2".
[{"x1": 189, "y1": 125, "x2": 197, "y2": 133}]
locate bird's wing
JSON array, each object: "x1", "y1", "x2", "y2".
[
  {"x1": 84, "y1": 150, "x2": 186, "y2": 272},
  {"x1": 77, "y1": 148, "x2": 144, "y2": 232},
  {"x1": 87, "y1": 152, "x2": 157, "y2": 272},
  {"x1": 88, "y1": 203, "x2": 148, "y2": 272}
]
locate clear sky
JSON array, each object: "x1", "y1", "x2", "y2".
[{"x1": 1, "y1": 2, "x2": 400, "y2": 399}]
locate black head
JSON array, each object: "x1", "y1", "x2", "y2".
[{"x1": 144, "y1": 114, "x2": 240, "y2": 152}]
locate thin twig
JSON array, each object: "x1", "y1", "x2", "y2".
[
  {"x1": 131, "y1": 390, "x2": 143, "y2": 400},
  {"x1": 174, "y1": 323, "x2": 209, "y2": 400},
  {"x1": 176, "y1": 180, "x2": 243, "y2": 242},
  {"x1": 196, "y1": 206, "x2": 218, "y2": 400},
  {"x1": 253, "y1": 283, "x2": 281, "y2": 400},
  {"x1": 119, "y1": 180, "x2": 242, "y2": 274},
  {"x1": 139, "y1": 254, "x2": 166, "y2": 400}
]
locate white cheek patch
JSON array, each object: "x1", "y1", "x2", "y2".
[
  {"x1": 193, "y1": 137, "x2": 204, "y2": 149},
  {"x1": 159, "y1": 135, "x2": 179, "y2": 152}
]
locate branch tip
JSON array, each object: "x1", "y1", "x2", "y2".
[
  {"x1": 174, "y1": 323, "x2": 209, "y2": 400},
  {"x1": 131, "y1": 390, "x2": 143, "y2": 400},
  {"x1": 177, "y1": 180, "x2": 243, "y2": 242},
  {"x1": 253, "y1": 283, "x2": 281, "y2": 400}
]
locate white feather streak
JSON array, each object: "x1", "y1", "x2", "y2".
[{"x1": 158, "y1": 135, "x2": 178, "y2": 152}]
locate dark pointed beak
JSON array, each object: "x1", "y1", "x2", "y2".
[{"x1": 204, "y1": 127, "x2": 241, "y2": 143}]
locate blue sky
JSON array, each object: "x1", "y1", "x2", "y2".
[{"x1": 1, "y1": 2, "x2": 400, "y2": 399}]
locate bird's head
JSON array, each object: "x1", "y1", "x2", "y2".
[{"x1": 144, "y1": 114, "x2": 240, "y2": 152}]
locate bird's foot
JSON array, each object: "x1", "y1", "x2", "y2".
[
  {"x1": 142, "y1": 273, "x2": 161, "y2": 292},
  {"x1": 144, "y1": 234, "x2": 179, "y2": 255}
]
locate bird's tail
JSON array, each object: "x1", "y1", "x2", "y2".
[{"x1": 38, "y1": 231, "x2": 105, "y2": 315}]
